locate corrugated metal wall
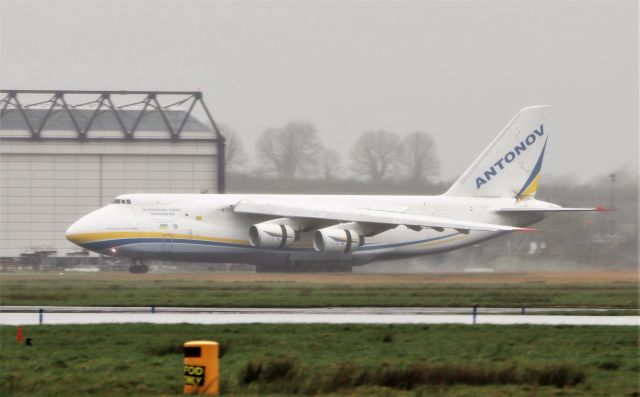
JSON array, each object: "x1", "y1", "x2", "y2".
[{"x1": 0, "y1": 140, "x2": 218, "y2": 257}]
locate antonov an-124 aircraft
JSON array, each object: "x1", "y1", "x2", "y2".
[{"x1": 66, "y1": 106, "x2": 604, "y2": 273}]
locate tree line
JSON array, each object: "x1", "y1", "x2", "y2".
[{"x1": 221, "y1": 121, "x2": 441, "y2": 182}]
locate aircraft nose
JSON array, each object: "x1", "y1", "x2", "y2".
[
  {"x1": 66, "y1": 204, "x2": 138, "y2": 253},
  {"x1": 65, "y1": 213, "x2": 94, "y2": 247},
  {"x1": 65, "y1": 206, "x2": 112, "y2": 247}
]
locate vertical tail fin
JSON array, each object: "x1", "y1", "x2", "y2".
[{"x1": 445, "y1": 105, "x2": 552, "y2": 198}]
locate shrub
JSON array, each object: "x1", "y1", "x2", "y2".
[
  {"x1": 262, "y1": 357, "x2": 296, "y2": 382},
  {"x1": 523, "y1": 363, "x2": 585, "y2": 388},
  {"x1": 237, "y1": 359, "x2": 585, "y2": 392},
  {"x1": 240, "y1": 357, "x2": 296, "y2": 384},
  {"x1": 241, "y1": 360, "x2": 262, "y2": 384}
]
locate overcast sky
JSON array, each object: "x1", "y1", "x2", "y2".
[{"x1": 1, "y1": 0, "x2": 637, "y2": 182}]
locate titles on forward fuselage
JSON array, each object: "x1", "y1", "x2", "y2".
[{"x1": 476, "y1": 124, "x2": 544, "y2": 189}]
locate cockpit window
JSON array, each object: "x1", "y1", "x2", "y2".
[
  {"x1": 126, "y1": 199, "x2": 131, "y2": 204},
  {"x1": 112, "y1": 199, "x2": 132, "y2": 204},
  {"x1": 112, "y1": 199, "x2": 121, "y2": 204}
]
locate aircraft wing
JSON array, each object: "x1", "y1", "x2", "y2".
[{"x1": 234, "y1": 199, "x2": 534, "y2": 233}]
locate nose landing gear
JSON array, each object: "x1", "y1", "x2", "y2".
[{"x1": 129, "y1": 260, "x2": 149, "y2": 274}]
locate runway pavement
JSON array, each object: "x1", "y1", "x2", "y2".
[{"x1": 1, "y1": 306, "x2": 638, "y2": 326}]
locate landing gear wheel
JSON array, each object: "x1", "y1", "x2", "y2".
[{"x1": 129, "y1": 262, "x2": 149, "y2": 274}]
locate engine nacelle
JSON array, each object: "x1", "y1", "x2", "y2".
[
  {"x1": 249, "y1": 223, "x2": 297, "y2": 248},
  {"x1": 313, "y1": 227, "x2": 364, "y2": 253}
]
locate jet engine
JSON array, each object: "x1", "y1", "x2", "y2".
[
  {"x1": 249, "y1": 223, "x2": 297, "y2": 248},
  {"x1": 313, "y1": 227, "x2": 364, "y2": 253}
]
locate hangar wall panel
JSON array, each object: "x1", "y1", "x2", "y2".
[{"x1": 0, "y1": 140, "x2": 218, "y2": 257}]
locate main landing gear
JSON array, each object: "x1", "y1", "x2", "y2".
[{"x1": 129, "y1": 260, "x2": 149, "y2": 274}]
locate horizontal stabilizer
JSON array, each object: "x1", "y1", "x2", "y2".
[{"x1": 494, "y1": 206, "x2": 609, "y2": 213}]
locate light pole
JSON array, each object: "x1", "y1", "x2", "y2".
[{"x1": 609, "y1": 173, "x2": 616, "y2": 209}]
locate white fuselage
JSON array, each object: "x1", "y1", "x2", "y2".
[{"x1": 65, "y1": 193, "x2": 546, "y2": 266}]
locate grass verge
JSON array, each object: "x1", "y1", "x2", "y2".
[
  {"x1": 1, "y1": 272, "x2": 638, "y2": 308},
  {"x1": 1, "y1": 323, "x2": 638, "y2": 396}
]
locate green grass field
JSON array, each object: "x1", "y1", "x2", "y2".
[
  {"x1": 0, "y1": 272, "x2": 638, "y2": 309},
  {"x1": 1, "y1": 323, "x2": 638, "y2": 396}
]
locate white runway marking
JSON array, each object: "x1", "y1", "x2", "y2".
[{"x1": 1, "y1": 307, "x2": 638, "y2": 326}]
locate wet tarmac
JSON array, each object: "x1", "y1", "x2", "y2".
[{"x1": 1, "y1": 306, "x2": 638, "y2": 326}]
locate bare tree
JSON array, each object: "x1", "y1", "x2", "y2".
[
  {"x1": 218, "y1": 123, "x2": 247, "y2": 172},
  {"x1": 320, "y1": 148, "x2": 342, "y2": 181},
  {"x1": 349, "y1": 130, "x2": 403, "y2": 181},
  {"x1": 401, "y1": 131, "x2": 440, "y2": 181},
  {"x1": 256, "y1": 121, "x2": 323, "y2": 179}
]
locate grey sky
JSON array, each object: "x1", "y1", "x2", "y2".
[{"x1": 1, "y1": 0, "x2": 637, "y2": 181}]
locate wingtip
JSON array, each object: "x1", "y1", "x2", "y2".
[
  {"x1": 516, "y1": 227, "x2": 538, "y2": 232},
  {"x1": 595, "y1": 205, "x2": 612, "y2": 212}
]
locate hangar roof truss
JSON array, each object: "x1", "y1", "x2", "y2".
[
  {"x1": 0, "y1": 90, "x2": 227, "y2": 192},
  {"x1": 0, "y1": 90, "x2": 224, "y2": 142}
]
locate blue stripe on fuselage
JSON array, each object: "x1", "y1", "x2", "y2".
[{"x1": 82, "y1": 232, "x2": 463, "y2": 253}]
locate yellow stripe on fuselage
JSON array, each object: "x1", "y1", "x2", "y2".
[
  {"x1": 67, "y1": 231, "x2": 141, "y2": 243},
  {"x1": 66, "y1": 231, "x2": 249, "y2": 245}
]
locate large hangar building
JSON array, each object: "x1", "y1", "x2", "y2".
[{"x1": 0, "y1": 90, "x2": 226, "y2": 262}]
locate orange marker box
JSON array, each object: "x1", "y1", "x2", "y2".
[{"x1": 183, "y1": 341, "x2": 219, "y2": 395}]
